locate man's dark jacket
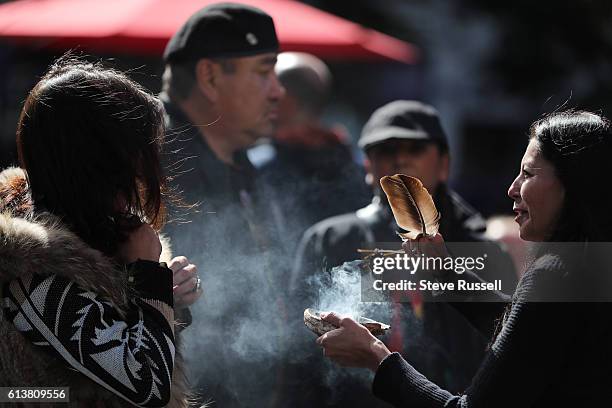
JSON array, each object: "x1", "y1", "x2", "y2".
[{"x1": 161, "y1": 96, "x2": 290, "y2": 407}]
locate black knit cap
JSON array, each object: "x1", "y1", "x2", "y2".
[
  {"x1": 359, "y1": 100, "x2": 449, "y2": 151},
  {"x1": 164, "y1": 2, "x2": 279, "y2": 62}
]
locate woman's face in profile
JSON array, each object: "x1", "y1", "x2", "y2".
[{"x1": 507, "y1": 139, "x2": 565, "y2": 241}]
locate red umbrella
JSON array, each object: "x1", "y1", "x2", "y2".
[{"x1": 0, "y1": 0, "x2": 418, "y2": 63}]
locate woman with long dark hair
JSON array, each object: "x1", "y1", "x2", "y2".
[
  {"x1": 316, "y1": 110, "x2": 612, "y2": 406},
  {"x1": 0, "y1": 56, "x2": 202, "y2": 407}
]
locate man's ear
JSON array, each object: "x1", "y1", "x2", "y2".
[
  {"x1": 438, "y1": 152, "x2": 450, "y2": 183},
  {"x1": 195, "y1": 59, "x2": 221, "y2": 102}
]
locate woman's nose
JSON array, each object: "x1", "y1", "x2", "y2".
[{"x1": 507, "y1": 176, "x2": 521, "y2": 201}]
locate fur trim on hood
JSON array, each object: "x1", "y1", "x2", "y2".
[{"x1": 0, "y1": 168, "x2": 128, "y2": 309}]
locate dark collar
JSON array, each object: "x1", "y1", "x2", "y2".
[{"x1": 160, "y1": 94, "x2": 256, "y2": 193}]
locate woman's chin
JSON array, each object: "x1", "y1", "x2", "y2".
[{"x1": 518, "y1": 225, "x2": 544, "y2": 242}]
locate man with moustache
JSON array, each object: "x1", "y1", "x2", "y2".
[
  {"x1": 291, "y1": 100, "x2": 517, "y2": 406},
  {"x1": 160, "y1": 4, "x2": 288, "y2": 406}
]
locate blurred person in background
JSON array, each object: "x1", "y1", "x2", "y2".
[
  {"x1": 253, "y1": 51, "x2": 370, "y2": 254},
  {"x1": 0, "y1": 56, "x2": 201, "y2": 407},
  {"x1": 317, "y1": 110, "x2": 612, "y2": 407},
  {"x1": 292, "y1": 100, "x2": 517, "y2": 406}
]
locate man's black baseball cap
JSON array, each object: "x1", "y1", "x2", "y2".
[
  {"x1": 359, "y1": 100, "x2": 449, "y2": 152},
  {"x1": 164, "y1": 2, "x2": 279, "y2": 62}
]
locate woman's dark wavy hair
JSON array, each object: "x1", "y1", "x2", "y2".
[
  {"x1": 17, "y1": 55, "x2": 167, "y2": 256},
  {"x1": 530, "y1": 110, "x2": 612, "y2": 242}
]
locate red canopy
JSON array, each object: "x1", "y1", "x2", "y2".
[{"x1": 0, "y1": 0, "x2": 418, "y2": 63}]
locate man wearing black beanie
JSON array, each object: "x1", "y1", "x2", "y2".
[
  {"x1": 160, "y1": 3, "x2": 287, "y2": 406},
  {"x1": 161, "y1": 2, "x2": 283, "y2": 209}
]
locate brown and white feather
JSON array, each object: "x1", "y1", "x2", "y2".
[{"x1": 379, "y1": 174, "x2": 440, "y2": 240}]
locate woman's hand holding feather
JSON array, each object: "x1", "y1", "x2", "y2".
[{"x1": 402, "y1": 233, "x2": 449, "y2": 259}]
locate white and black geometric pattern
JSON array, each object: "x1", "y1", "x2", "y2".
[{"x1": 2, "y1": 273, "x2": 175, "y2": 407}]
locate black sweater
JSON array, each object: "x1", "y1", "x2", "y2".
[{"x1": 372, "y1": 253, "x2": 612, "y2": 407}]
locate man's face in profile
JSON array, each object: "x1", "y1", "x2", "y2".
[
  {"x1": 366, "y1": 139, "x2": 449, "y2": 194},
  {"x1": 215, "y1": 53, "x2": 285, "y2": 148}
]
